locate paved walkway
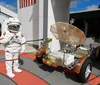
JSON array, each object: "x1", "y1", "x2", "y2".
[{"x1": 0, "y1": 44, "x2": 100, "y2": 85}]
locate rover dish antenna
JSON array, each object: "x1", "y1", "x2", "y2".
[{"x1": 50, "y1": 22, "x2": 86, "y2": 45}]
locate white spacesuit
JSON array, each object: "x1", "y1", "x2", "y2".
[{"x1": 0, "y1": 18, "x2": 26, "y2": 78}]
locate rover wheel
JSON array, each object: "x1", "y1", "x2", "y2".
[
  {"x1": 19, "y1": 58, "x2": 24, "y2": 65},
  {"x1": 78, "y1": 58, "x2": 92, "y2": 83}
]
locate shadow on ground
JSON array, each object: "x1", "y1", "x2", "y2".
[
  {"x1": 39, "y1": 64, "x2": 55, "y2": 73},
  {"x1": 91, "y1": 57, "x2": 100, "y2": 70},
  {"x1": 38, "y1": 63, "x2": 84, "y2": 84}
]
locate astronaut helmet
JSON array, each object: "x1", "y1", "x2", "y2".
[{"x1": 7, "y1": 18, "x2": 21, "y2": 33}]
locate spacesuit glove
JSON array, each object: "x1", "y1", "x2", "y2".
[
  {"x1": 19, "y1": 50, "x2": 25, "y2": 55},
  {"x1": 20, "y1": 44, "x2": 25, "y2": 53},
  {"x1": 20, "y1": 50, "x2": 25, "y2": 53}
]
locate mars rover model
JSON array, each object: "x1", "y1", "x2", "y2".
[{"x1": 35, "y1": 22, "x2": 93, "y2": 83}]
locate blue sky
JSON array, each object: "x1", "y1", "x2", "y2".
[
  {"x1": 0, "y1": 0, "x2": 100, "y2": 12},
  {"x1": 70, "y1": 0, "x2": 100, "y2": 12},
  {"x1": 0, "y1": 0, "x2": 17, "y2": 12}
]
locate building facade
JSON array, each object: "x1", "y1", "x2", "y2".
[{"x1": 18, "y1": 0, "x2": 71, "y2": 46}]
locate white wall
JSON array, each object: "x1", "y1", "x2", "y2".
[
  {"x1": 18, "y1": 0, "x2": 70, "y2": 46},
  {"x1": 18, "y1": 6, "x2": 33, "y2": 41},
  {"x1": 33, "y1": 0, "x2": 39, "y2": 45},
  {"x1": 18, "y1": 0, "x2": 40, "y2": 45},
  {"x1": 18, "y1": 0, "x2": 44, "y2": 45},
  {"x1": 39, "y1": 0, "x2": 44, "y2": 39}
]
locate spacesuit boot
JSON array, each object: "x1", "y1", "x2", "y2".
[
  {"x1": 7, "y1": 72, "x2": 15, "y2": 78},
  {"x1": 14, "y1": 67, "x2": 22, "y2": 73},
  {"x1": 13, "y1": 60, "x2": 22, "y2": 73},
  {"x1": 6, "y1": 61, "x2": 15, "y2": 78}
]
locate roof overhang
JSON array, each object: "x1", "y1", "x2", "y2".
[{"x1": 70, "y1": 9, "x2": 100, "y2": 20}]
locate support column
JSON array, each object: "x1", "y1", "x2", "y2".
[
  {"x1": 46, "y1": 0, "x2": 70, "y2": 51},
  {"x1": 84, "y1": 20, "x2": 88, "y2": 36}
]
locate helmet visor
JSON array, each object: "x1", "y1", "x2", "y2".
[{"x1": 8, "y1": 25, "x2": 20, "y2": 32}]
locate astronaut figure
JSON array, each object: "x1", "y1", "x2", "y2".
[{"x1": 0, "y1": 18, "x2": 26, "y2": 78}]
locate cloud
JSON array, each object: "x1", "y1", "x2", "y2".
[
  {"x1": 0, "y1": 2, "x2": 6, "y2": 5},
  {"x1": 84, "y1": 0, "x2": 91, "y2": 2},
  {"x1": 70, "y1": 0, "x2": 78, "y2": 8},
  {"x1": 86, "y1": 5, "x2": 99, "y2": 10},
  {"x1": 0, "y1": 2, "x2": 16, "y2": 12},
  {"x1": 6, "y1": 5, "x2": 16, "y2": 11}
]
